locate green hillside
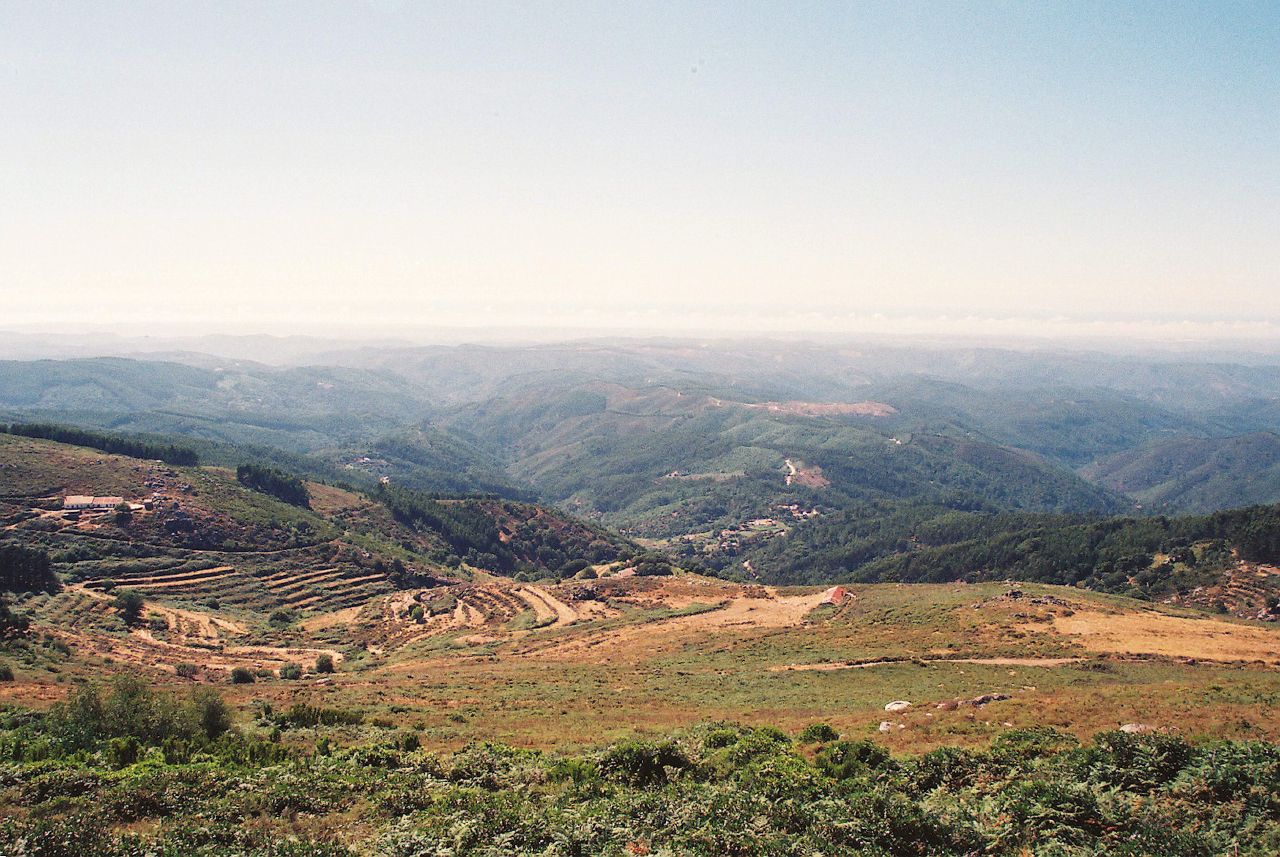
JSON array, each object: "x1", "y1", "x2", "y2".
[
  {"x1": 442, "y1": 382, "x2": 1124, "y2": 540},
  {"x1": 1081, "y1": 432, "x2": 1280, "y2": 512}
]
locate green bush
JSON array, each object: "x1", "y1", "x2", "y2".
[
  {"x1": 798, "y1": 722, "x2": 840, "y2": 743},
  {"x1": 275, "y1": 703, "x2": 363, "y2": 728},
  {"x1": 1082, "y1": 730, "x2": 1196, "y2": 792},
  {"x1": 175, "y1": 662, "x2": 198, "y2": 679},
  {"x1": 0, "y1": 662, "x2": 14, "y2": 681},
  {"x1": 816, "y1": 739, "x2": 895, "y2": 780},
  {"x1": 597, "y1": 739, "x2": 690, "y2": 786},
  {"x1": 315, "y1": 654, "x2": 335, "y2": 674},
  {"x1": 279, "y1": 663, "x2": 303, "y2": 680},
  {"x1": 229, "y1": 667, "x2": 256, "y2": 684},
  {"x1": 0, "y1": 724, "x2": 1277, "y2": 854},
  {"x1": 45, "y1": 676, "x2": 233, "y2": 753},
  {"x1": 191, "y1": 687, "x2": 232, "y2": 739},
  {"x1": 269, "y1": 609, "x2": 296, "y2": 627}
]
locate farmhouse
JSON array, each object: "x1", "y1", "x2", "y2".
[{"x1": 63, "y1": 495, "x2": 126, "y2": 510}]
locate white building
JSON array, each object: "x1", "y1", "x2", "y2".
[{"x1": 63, "y1": 495, "x2": 126, "y2": 510}]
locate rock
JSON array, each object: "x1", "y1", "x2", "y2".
[
  {"x1": 1119, "y1": 723, "x2": 1155, "y2": 733},
  {"x1": 935, "y1": 700, "x2": 959, "y2": 711},
  {"x1": 884, "y1": 700, "x2": 912, "y2": 712},
  {"x1": 879, "y1": 721, "x2": 893, "y2": 732},
  {"x1": 965, "y1": 693, "x2": 1010, "y2": 707}
]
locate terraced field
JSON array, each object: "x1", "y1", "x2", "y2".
[{"x1": 2, "y1": 431, "x2": 1279, "y2": 756}]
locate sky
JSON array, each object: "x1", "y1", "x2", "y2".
[{"x1": 2, "y1": 1, "x2": 1278, "y2": 340}]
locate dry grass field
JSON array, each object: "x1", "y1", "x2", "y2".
[
  {"x1": 2, "y1": 431, "x2": 1278, "y2": 757},
  {"x1": 6, "y1": 571, "x2": 1278, "y2": 753}
]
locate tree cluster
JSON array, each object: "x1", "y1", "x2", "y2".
[
  {"x1": 236, "y1": 463, "x2": 311, "y2": 508},
  {"x1": 2, "y1": 422, "x2": 198, "y2": 466}
]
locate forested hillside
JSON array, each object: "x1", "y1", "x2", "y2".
[
  {"x1": 723, "y1": 499, "x2": 1280, "y2": 597},
  {"x1": 1082, "y1": 432, "x2": 1280, "y2": 512},
  {"x1": 3, "y1": 343, "x2": 1280, "y2": 560}
]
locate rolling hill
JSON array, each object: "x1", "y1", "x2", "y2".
[
  {"x1": 439, "y1": 381, "x2": 1126, "y2": 546},
  {"x1": 1081, "y1": 432, "x2": 1280, "y2": 512}
]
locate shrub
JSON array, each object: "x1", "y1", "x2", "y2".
[
  {"x1": 0, "y1": 597, "x2": 32, "y2": 639},
  {"x1": 229, "y1": 667, "x2": 256, "y2": 684},
  {"x1": 105, "y1": 735, "x2": 141, "y2": 767},
  {"x1": 191, "y1": 688, "x2": 232, "y2": 739},
  {"x1": 175, "y1": 663, "x2": 198, "y2": 679},
  {"x1": 268, "y1": 609, "x2": 296, "y2": 628},
  {"x1": 276, "y1": 704, "x2": 363, "y2": 728},
  {"x1": 597, "y1": 739, "x2": 691, "y2": 786},
  {"x1": 46, "y1": 675, "x2": 231, "y2": 751},
  {"x1": 1082, "y1": 730, "x2": 1196, "y2": 791},
  {"x1": 315, "y1": 654, "x2": 335, "y2": 674},
  {"x1": 817, "y1": 739, "x2": 895, "y2": 780},
  {"x1": 798, "y1": 723, "x2": 840, "y2": 743},
  {"x1": 910, "y1": 745, "x2": 983, "y2": 793},
  {"x1": 0, "y1": 662, "x2": 13, "y2": 682},
  {"x1": 279, "y1": 663, "x2": 302, "y2": 680}
]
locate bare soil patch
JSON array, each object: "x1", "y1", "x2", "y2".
[
  {"x1": 1038, "y1": 608, "x2": 1280, "y2": 662},
  {"x1": 746, "y1": 400, "x2": 897, "y2": 418}
]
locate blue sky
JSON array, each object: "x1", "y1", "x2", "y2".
[{"x1": 2, "y1": 1, "x2": 1277, "y2": 337}]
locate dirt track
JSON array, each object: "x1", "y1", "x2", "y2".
[{"x1": 772, "y1": 656, "x2": 1084, "y2": 673}]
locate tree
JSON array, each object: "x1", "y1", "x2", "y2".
[
  {"x1": 2, "y1": 422, "x2": 198, "y2": 466},
  {"x1": 634, "y1": 553, "x2": 674, "y2": 577},
  {"x1": 112, "y1": 591, "x2": 145, "y2": 626},
  {"x1": 315, "y1": 654, "x2": 335, "y2": 674},
  {"x1": 0, "y1": 543, "x2": 58, "y2": 593},
  {"x1": 236, "y1": 463, "x2": 310, "y2": 508}
]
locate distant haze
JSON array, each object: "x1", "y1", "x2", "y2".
[{"x1": 3, "y1": 3, "x2": 1278, "y2": 340}]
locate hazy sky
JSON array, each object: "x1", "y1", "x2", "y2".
[{"x1": 3, "y1": 1, "x2": 1278, "y2": 338}]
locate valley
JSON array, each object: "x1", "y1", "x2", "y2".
[
  {"x1": 2, "y1": 342, "x2": 1279, "y2": 855},
  {"x1": 1, "y1": 431, "x2": 1277, "y2": 754}
]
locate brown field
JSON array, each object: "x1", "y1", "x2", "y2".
[
  {"x1": 1043, "y1": 608, "x2": 1280, "y2": 661},
  {"x1": 7, "y1": 573, "x2": 1280, "y2": 753}
]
